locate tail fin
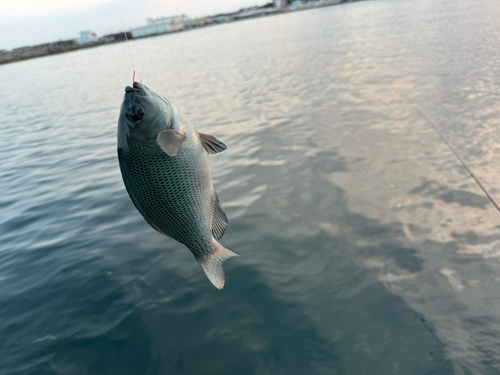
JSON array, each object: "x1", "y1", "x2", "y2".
[{"x1": 196, "y1": 241, "x2": 238, "y2": 289}]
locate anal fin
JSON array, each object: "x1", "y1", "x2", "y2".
[{"x1": 211, "y1": 191, "x2": 228, "y2": 240}]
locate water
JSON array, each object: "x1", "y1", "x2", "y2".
[{"x1": 1, "y1": 0, "x2": 500, "y2": 373}]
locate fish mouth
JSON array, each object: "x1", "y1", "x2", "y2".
[{"x1": 125, "y1": 82, "x2": 146, "y2": 95}]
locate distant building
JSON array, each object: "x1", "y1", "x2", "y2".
[
  {"x1": 233, "y1": 7, "x2": 275, "y2": 19},
  {"x1": 209, "y1": 14, "x2": 233, "y2": 23},
  {"x1": 131, "y1": 16, "x2": 189, "y2": 38},
  {"x1": 78, "y1": 30, "x2": 98, "y2": 44},
  {"x1": 208, "y1": 7, "x2": 275, "y2": 24},
  {"x1": 275, "y1": 0, "x2": 288, "y2": 9},
  {"x1": 184, "y1": 17, "x2": 209, "y2": 28},
  {"x1": 101, "y1": 32, "x2": 132, "y2": 42}
]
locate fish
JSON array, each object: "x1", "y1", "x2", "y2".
[{"x1": 117, "y1": 82, "x2": 238, "y2": 289}]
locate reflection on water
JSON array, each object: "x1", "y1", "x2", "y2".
[{"x1": 1, "y1": 0, "x2": 500, "y2": 373}]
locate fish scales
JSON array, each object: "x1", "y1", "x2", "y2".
[
  {"x1": 119, "y1": 133, "x2": 213, "y2": 257},
  {"x1": 117, "y1": 82, "x2": 237, "y2": 289}
]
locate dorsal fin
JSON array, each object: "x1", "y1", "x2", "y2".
[
  {"x1": 211, "y1": 191, "x2": 228, "y2": 240},
  {"x1": 199, "y1": 132, "x2": 227, "y2": 154}
]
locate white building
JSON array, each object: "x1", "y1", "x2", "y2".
[
  {"x1": 78, "y1": 30, "x2": 98, "y2": 44},
  {"x1": 275, "y1": 0, "x2": 288, "y2": 9},
  {"x1": 130, "y1": 16, "x2": 189, "y2": 38}
]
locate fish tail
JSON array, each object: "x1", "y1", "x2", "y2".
[{"x1": 196, "y1": 240, "x2": 238, "y2": 290}]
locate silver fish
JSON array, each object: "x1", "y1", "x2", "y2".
[{"x1": 117, "y1": 82, "x2": 238, "y2": 289}]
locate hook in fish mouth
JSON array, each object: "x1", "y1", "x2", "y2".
[{"x1": 125, "y1": 84, "x2": 145, "y2": 95}]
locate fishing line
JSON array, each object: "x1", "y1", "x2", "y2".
[
  {"x1": 120, "y1": 17, "x2": 136, "y2": 85},
  {"x1": 415, "y1": 109, "x2": 500, "y2": 213},
  {"x1": 339, "y1": 4, "x2": 499, "y2": 213}
]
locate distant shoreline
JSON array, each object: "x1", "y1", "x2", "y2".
[
  {"x1": 0, "y1": 40, "x2": 111, "y2": 66},
  {"x1": 0, "y1": 0, "x2": 358, "y2": 66}
]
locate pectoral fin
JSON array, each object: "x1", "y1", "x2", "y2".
[
  {"x1": 157, "y1": 129, "x2": 186, "y2": 156},
  {"x1": 199, "y1": 132, "x2": 227, "y2": 154}
]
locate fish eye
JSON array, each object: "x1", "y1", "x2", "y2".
[{"x1": 130, "y1": 106, "x2": 144, "y2": 121}]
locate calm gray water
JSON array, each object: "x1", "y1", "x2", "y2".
[{"x1": 2, "y1": 0, "x2": 500, "y2": 373}]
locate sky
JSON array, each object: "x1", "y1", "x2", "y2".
[{"x1": 0, "y1": 0, "x2": 268, "y2": 50}]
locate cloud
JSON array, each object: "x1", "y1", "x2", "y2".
[{"x1": 0, "y1": 0, "x2": 117, "y2": 19}]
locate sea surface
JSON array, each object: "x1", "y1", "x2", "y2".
[{"x1": 2, "y1": 0, "x2": 500, "y2": 373}]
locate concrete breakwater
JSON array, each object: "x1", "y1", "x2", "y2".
[{"x1": 0, "y1": 37, "x2": 126, "y2": 66}]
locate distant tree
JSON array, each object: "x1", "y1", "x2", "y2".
[{"x1": 260, "y1": 2, "x2": 275, "y2": 8}]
